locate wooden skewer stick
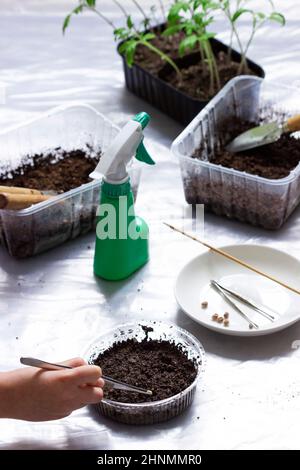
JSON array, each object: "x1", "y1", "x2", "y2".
[
  {"x1": 0, "y1": 192, "x2": 52, "y2": 210},
  {"x1": 164, "y1": 222, "x2": 300, "y2": 296},
  {"x1": 0, "y1": 185, "x2": 42, "y2": 195}
]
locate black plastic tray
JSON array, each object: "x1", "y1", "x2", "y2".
[{"x1": 118, "y1": 35, "x2": 265, "y2": 126}]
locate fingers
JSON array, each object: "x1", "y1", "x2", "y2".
[
  {"x1": 95, "y1": 378, "x2": 105, "y2": 388},
  {"x1": 72, "y1": 365, "x2": 102, "y2": 386},
  {"x1": 80, "y1": 386, "x2": 104, "y2": 405},
  {"x1": 60, "y1": 357, "x2": 86, "y2": 368},
  {"x1": 79, "y1": 377, "x2": 105, "y2": 389}
]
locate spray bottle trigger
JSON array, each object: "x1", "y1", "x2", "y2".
[{"x1": 135, "y1": 140, "x2": 155, "y2": 165}]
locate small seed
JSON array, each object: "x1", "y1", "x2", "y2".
[
  {"x1": 224, "y1": 312, "x2": 229, "y2": 319},
  {"x1": 249, "y1": 324, "x2": 254, "y2": 330},
  {"x1": 201, "y1": 301, "x2": 208, "y2": 309},
  {"x1": 217, "y1": 316, "x2": 224, "y2": 324},
  {"x1": 212, "y1": 313, "x2": 219, "y2": 321},
  {"x1": 224, "y1": 319, "x2": 230, "y2": 327}
]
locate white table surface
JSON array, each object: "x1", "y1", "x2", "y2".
[{"x1": 0, "y1": 0, "x2": 299, "y2": 450}]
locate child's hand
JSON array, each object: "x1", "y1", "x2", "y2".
[{"x1": 0, "y1": 358, "x2": 104, "y2": 421}]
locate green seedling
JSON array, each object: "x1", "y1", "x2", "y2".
[
  {"x1": 164, "y1": 0, "x2": 221, "y2": 95},
  {"x1": 63, "y1": 0, "x2": 181, "y2": 78},
  {"x1": 219, "y1": 0, "x2": 285, "y2": 73},
  {"x1": 63, "y1": 1, "x2": 286, "y2": 99},
  {"x1": 115, "y1": 18, "x2": 181, "y2": 77},
  {"x1": 63, "y1": 0, "x2": 116, "y2": 33}
]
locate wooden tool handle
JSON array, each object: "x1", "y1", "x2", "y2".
[
  {"x1": 0, "y1": 192, "x2": 52, "y2": 210},
  {"x1": 0, "y1": 185, "x2": 42, "y2": 195},
  {"x1": 285, "y1": 114, "x2": 300, "y2": 133}
]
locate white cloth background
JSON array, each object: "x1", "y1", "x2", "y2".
[{"x1": 0, "y1": 0, "x2": 299, "y2": 450}]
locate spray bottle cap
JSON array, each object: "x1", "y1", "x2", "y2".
[
  {"x1": 133, "y1": 112, "x2": 150, "y2": 129},
  {"x1": 90, "y1": 112, "x2": 154, "y2": 184}
]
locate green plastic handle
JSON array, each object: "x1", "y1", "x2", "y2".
[
  {"x1": 136, "y1": 140, "x2": 155, "y2": 165},
  {"x1": 133, "y1": 112, "x2": 155, "y2": 165}
]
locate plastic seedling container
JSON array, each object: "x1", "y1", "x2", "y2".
[
  {"x1": 171, "y1": 77, "x2": 300, "y2": 230},
  {"x1": 118, "y1": 25, "x2": 265, "y2": 126},
  {"x1": 84, "y1": 321, "x2": 205, "y2": 425},
  {"x1": 0, "y1": 104, "x2": 141, "y2": 258}
]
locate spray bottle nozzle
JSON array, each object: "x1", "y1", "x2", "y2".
[
  {"x1": 90, "y1": 111, "x2": 155, "y2": 182},
  {"x1": 133, "y1": 112, "x2": 150, "y2": 130}
]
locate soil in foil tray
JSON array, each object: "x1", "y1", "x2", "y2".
[
  {"x1": 0, "y1": 146, "x2": 101, "y2": 193},
  {"x1": 93, "y1": 336, "x2": 197, "y2": 403}
]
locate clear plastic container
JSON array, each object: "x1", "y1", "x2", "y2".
[
  {"x1": 84, "y1": 321, "x2": 205, "y2": 425},
  {"x1": 171, "y1": 77, "x2": 300, "y2": 229},
  {"x1": 0, "y1": 104, "x2": 141, "y2": 257}
]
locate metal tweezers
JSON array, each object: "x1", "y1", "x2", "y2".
[
  {"x1": 20, "y1": 357, "x2": 152, "y2": 396},
  {"x1": 211, "y1": 280, "x2": 277, "y2": 329}
]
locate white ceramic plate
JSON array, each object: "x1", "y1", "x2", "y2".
[{"x1": 175, "y1": 244, "x2": 300, "y2": 336}]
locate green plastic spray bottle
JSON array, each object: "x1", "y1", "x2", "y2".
[{"x1": 90, "y1": 112, "x2": 155, "y2": 281}]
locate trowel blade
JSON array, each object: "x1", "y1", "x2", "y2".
[{"x1": 226, "y1": 122, "x2": 282, "y2": 153}]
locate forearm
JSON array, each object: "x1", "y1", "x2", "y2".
[
  {"x1": 0, "y1": 361, "x2": 103, "y2": 422},
  {"x1": 0, "y1": 371, "x2": 15, "y2": 418}
]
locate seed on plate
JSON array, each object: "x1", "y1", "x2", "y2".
[
  {"x1": 224, "y1": 312, "x2": 229, "y2": 319},
  {"x1": 212, "y1": 313, "x2": 219, "y2": 321},
  {"x1": 201, "y1": 301, "x2": 208, "y2": 309},
  {"x1": 224, "y1": 319, "x2": 230, "y2": 327},
  {"x1": 217, "y1": 316, "x2": 224, "y2": 324},
  {"x1": 249, "y1": 324, "x2": 254, "y2": 330}
]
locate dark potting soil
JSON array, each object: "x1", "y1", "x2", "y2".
[
  {"x1": 93, "y1": 338, "x2": 197, "y2": 404},
  {"x1": 163, "y1": 51, "x2": 256, "y2": 100},
  {"x1": 135, "y1": 35, "x2": 256, "y2": 100},
  {"x1": 134, "y1": 32, "x2": 184, "y2": 74},
  {"x1": 194, "y1": 120, "x2": 300, "y2": 179},
  {"x1": 0, "y1": 147, "x2": 100, "y2": 193}
]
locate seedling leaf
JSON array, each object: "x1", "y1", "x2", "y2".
[
  {"x1": 125, "y1": 40, "x2": 138, "y2": 67},
  {"x1": 142, "y1": 33, "x2": 156, "y2": 41},
  {"x1": 231, "y1": 8, "x2": 252, "y2": 23},
  {"x1": 62, "y1": 5, "x2": 84, "y2": 34},
  {"x1": 179, "y1": 35, "x2": 198, "y2": 56},
  {"x1": 269, "y1": 12, "x2": 286, "y2": 26},
  {"x1": 162, "y1": 25, "x2": 182, "y2": 36},
  {"x1": 63, "y1": 14, "x2": 71, "y2": 34},
  {"x1": 127, "y1": 15, "x2": 134, "y2": 29}
]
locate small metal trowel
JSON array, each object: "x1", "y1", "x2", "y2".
[{"x1": 226, "y1": 114, "x2": 300, "y2": 153}]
